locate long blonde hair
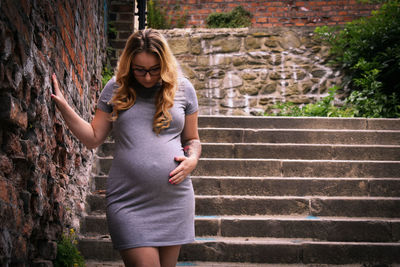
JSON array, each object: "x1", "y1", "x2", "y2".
[{"x1": 111, "y1": 29, "x2": 178, "y2": 134}]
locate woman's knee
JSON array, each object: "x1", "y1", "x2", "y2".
[
  {"x1": 120, "y1": 247, "x2": 160, "y2": 267},
  {"x1": 159, "y1": 245, "x2": 181, "y2": 267}
]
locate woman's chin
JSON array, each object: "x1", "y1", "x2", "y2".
[{"x1": 141, "y1": 82, "x2": 158, "y2": 88}]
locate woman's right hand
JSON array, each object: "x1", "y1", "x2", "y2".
[{"x1": 51, "y1": 73, "x2": 67, "y2": 109}]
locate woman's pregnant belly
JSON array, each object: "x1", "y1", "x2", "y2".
[{"x1": 106, "y1": 139, "x2": 186, "y2": 204}]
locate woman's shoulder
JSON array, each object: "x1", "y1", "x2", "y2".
[
  {"x1": 103, "y1": 76, "x2": 119, "y2": 93},
  {"x1": 177, "y1": 76, "x2": 195, "y2": 93}
]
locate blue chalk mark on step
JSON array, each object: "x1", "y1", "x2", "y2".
[
  {"x1": 306, "y1": 215, "x2": 319, "y2": 219},
  {"x1": 177, "y1": 263, "x2": 197, "y2": 266}
]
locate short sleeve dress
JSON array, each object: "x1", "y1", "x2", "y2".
[{"x1": 97, "y1": 76, "x2": 198, "y2": 250}]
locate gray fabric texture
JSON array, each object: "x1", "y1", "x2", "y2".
[{"x1": 97, "y1": 76, "x2": 198, "y2": 250}]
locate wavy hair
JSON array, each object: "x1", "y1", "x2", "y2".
[{"x1": 110, "y1": 29, "x2": 178, "y2": 134}]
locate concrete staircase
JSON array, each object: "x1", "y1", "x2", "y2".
[{"x1": 79, "y1": 115, "x2": 400, "y2": 265}]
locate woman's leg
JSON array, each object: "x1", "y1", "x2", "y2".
[
  {"x1": 120, "y1": 247, "x2": 161, "y2": 267},
  {"x1": 159, "y1": 245, "x2": 181, "y2": 267}
]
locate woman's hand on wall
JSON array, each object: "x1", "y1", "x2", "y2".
[
  {"x1": 51, "y1": 73, "x2": 68, "y2": 110},
  {"x1": 49, "y1": 73, "x2": 112, "y2": 149}
]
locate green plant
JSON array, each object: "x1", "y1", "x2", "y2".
[
  {"x1": 345, "y1": 60, "x2": 400, "y2": 117},
  {"x1": 314, "y1": 1, "x2": 400, "y2": 117},
  {"x1": 266, "y1": 86, "x2": 356, "y2": 117},
  {"x1": 147, "y1": 0, "x2": 171, "y2": 29},
  {"x1": 54, "y1": 228, "x2": 85, "y2": 267},
  {"x1": 147, "y1": 0, "x2": 187, "y2": 29},
  {"x1": 102, "y1": 65, "x2": 114, "y2": 89},
  {"x1": 107, "y1": 21, "x2": 117, "y2": 39},
  {"x1": 206, "y1": 6, "x2": 252, "y2": 28}
]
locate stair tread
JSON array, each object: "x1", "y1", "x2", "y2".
[
  {"x1": 192, "y1": 176, "x2": 400, "y2": 180},
  {"x1": 84, "y1": 213, "x2": 400, "y2": 222},
  {"x1": 95, "y1": 175, "x2": 400, "y2": 180},
  {"x1": 198, "y1": 158, "x2": 400, "y2": 163},
  {"x1": 79, "y1": 235, "x2": 400, "y2": 245},
  {"x1": 85, "y1": 260, "x2": 317, "y2": 267},
  {"x1": 88, "y1": 193, "x2": 400, "y2": 200},
  {"x1": 202, "y1": 142, "x2": 400, "y2": 147},
  {"x1": 200, "y1": 127, "x2": 400, "y2": 132},
  {"x1": 196, "y1": 195, "x2": 400, "y2": 200}
]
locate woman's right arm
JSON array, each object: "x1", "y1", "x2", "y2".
[{"x1": 51, "y1": 73, "x2": 112, "y2": 149}]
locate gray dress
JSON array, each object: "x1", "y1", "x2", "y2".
[{"x1": 97, "y1": 76, "x2": 198, "y2": 250}]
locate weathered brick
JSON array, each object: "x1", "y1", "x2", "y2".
[{"x1": 0, "y1": 0, "x2": 104, "y2": 264}]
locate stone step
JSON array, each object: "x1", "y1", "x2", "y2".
[
  {"x1": 78, "y1": 236, "x2": 400, "y2": 264},
  {"x1": 202, "y1": 143, "x2": 400, "y2": 160},
  {"x1": 85, "y1": 260, "x2": 312, "y2": 267},
  {"x1": 198, "y1": 115, "x2": 400, "y2": 130},
  {"x1": 81, "y1": 214, "x2": 400, "y2": 242},
  {"x1": 198, "y1": 128, "x2": 400, "y2": 145},
  {"x1": 192, "y1": 176, "x2": 400, "y2": 197},
  {"x1": 195, "y1": 196, "x2": 400, "y2": 218},
  {"x1": 96, "y1": 158, "x2": 400, "y2": 178},
  {"x1": 86, "y1": 193, "x2": 400, "y2": 218},
  {"x1": 193, "y1": 159, "x2": 400, "y2": 178},
  {"x1": 93, "y1": 176, "x2": 400, "y2": 197},
  {"x1": 97, "y1": 142, "x2": 400, "y2": 160}
]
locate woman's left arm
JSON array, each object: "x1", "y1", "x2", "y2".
[{"x1": 169, "y1": 111, "x2": 202, "y2": 185}]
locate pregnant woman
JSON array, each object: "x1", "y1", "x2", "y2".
[{"x1": 51, "y1": 29, "x2": 201, "y2": 267}]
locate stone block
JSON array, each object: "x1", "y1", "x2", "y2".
[
  {"x1": 279, "y1": 31, "x2": 301, "y2": 50},
  {"x1": 245, "y1": 36, "x2": 261, "y2": 50},
  {"x1": 222, "y1": 74, "x2": 242, "y2": 89},
  {"x1": 190, "y1": 37, "x2": 202, "y2": 55},
  {"x1": 0, "y1": 94, "x2": 28, "y2": 129},
  {"x1": 282, "y1": 160, "x2": 400, "y2": 178},
  {"x1": 221, "y1": 98, "x2": 247, "y2": 108},
  {"x1": 239, "y1": 86, "x2": 259, "y2": 96},
  {"x1": 168, "y1": 38, "x2": 189, "y2": 55},
  {"x1": 211, "y1": 38, "x2": 241, "y2": 53},
  {"x1": 369, "y1": 179, "x2": 400, "y2": 197},
  {"x1": 302, "y1": 242, "x2": 400, "y2": 264},
  {"x1": 180, "y1": 241, "x2": 301, "y2": 263},
  {"x1": 193, "y1": 159, "x2": 282, "y2": 177},
  {"x1": 195, "y1": 218, "x2": 219, "y2": 236},
  {"x1": 310, "y1": 197, "x2": 400, "y2": 217}
]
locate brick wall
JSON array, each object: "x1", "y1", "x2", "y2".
[
  {"x1": 158, "y1": 0, "x2": 380, "y2": 28},
  {"x1": 108, "y1": 0, "x2": 135, "y2": 68},
  {"x1": 0, "y1": 0, "x2": 107, "y2": 265}
]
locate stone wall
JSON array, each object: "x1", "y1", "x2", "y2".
[
  {"x1": 158, "y1": 0, "x2": 380, "y2": 28},
  {"x1": 0, "y1": 0, "x2": 107, "y2": 265},
  {"x1": 161, "y1": 27, "x2": 344, "y2": 116}
]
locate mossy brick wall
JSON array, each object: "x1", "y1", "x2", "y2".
[
  {"x1": 157, "y1": 0, "x2": 380, "y2": 28},
  {"x1": 108, "y1": 0, "x2": 134, "y2": 68},
  {"x1": 0, "y1": 0, "x2": 107, "y2": 265}
]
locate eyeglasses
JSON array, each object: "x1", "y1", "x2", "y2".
[{"x1": 133, "y1": 67, "x2": 161, "y2": 77}]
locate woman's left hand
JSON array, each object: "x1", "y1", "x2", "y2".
[{"x1": 169, "y1": 156, "x2": 198, "y2": 185}]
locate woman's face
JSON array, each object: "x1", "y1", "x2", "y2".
[{"x1": 132, "y1": 52, "x2": 161, "y2": 88}]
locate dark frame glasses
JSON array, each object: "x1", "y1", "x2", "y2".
[{"x1": 133, "y1": 67, "x2": 161, "y2": 77}]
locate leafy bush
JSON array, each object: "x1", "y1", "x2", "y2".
[
  {"x1": 314, "y1": 0, "x2": 400, "y2": 117},
  {"x1": 266, "y1": 86, "x2": 356, "y2": 117},
  {"x1": 206, "y1": 6, "x2": 252, "y2": 28},
  {"x1": 147, "y1": 0, "x2": 187, "y2": 29},
  {"x1": 345, "y1": 59, "x2": 400, "y2": 117},
  {"x1": 147, "y1": 0, "x2": 171, "y2": 29},
  {"x1": 54, "y1": 228, "x2": 85, "y2": 267},
  {"x1": 102, "y1": 65, "x2": 114, "y2": 89}
]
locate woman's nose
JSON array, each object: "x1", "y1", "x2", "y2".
[{"x1": 145, "y1": 72, "x2": 152, "y2": 80}]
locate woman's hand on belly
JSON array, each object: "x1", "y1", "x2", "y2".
[{"x1": 168, "y1": 156, "x2": 197, "y2": 185}]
